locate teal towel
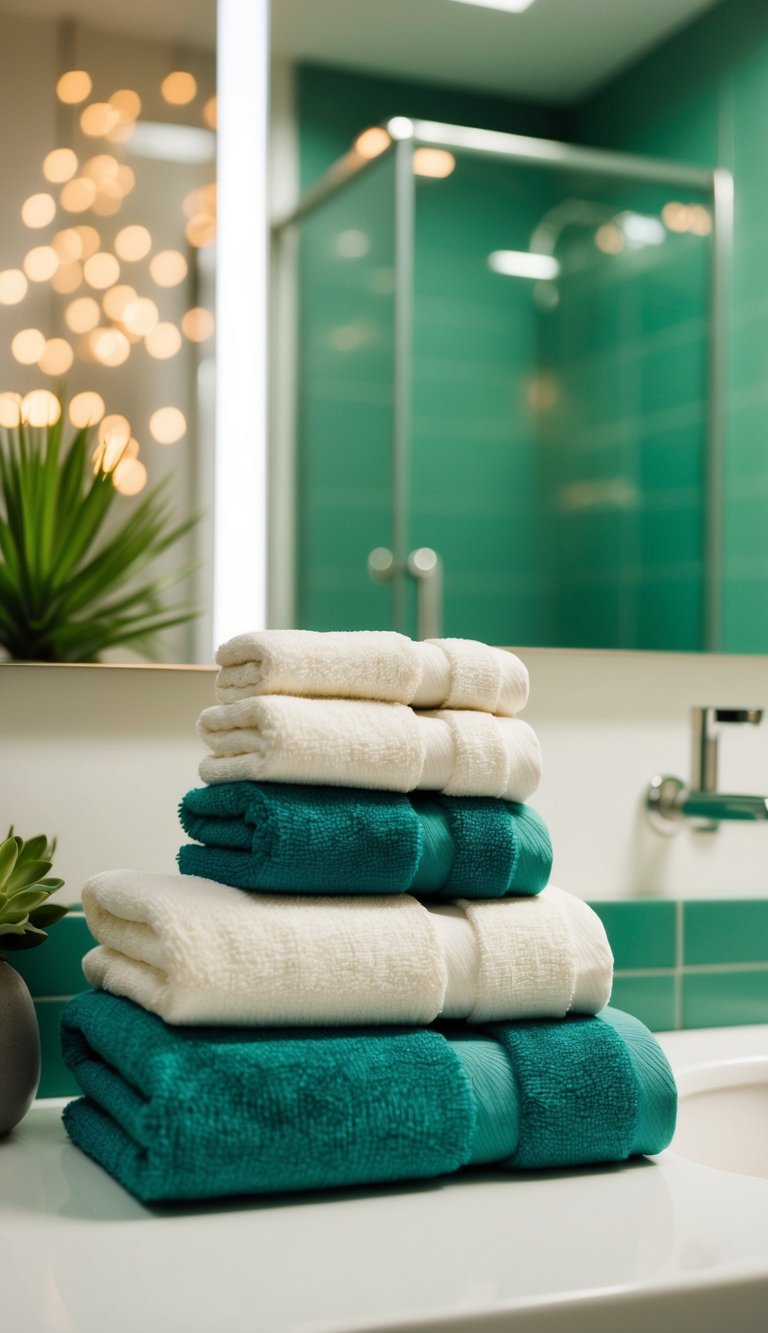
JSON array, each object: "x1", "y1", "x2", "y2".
[
  {"x1": 61, "y1": 994, "x2": 676, "y2": 1204},
  {"x1": 177, "y1": 782, "x2": 552, "y2": 898}
]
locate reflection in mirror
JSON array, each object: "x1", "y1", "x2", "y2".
[
  {"x1": 274, "y1": 125, "x2": 719, "y2": 650},
  {"x1": 270, "y1": 0, "x2": 768, "y2": 654},
  {"x1": 0, "y1": 1, "x2": 216, "y2": 663}
]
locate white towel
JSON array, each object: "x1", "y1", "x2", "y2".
[
  {"x1": 80, "y1": 872, "x2": 612, "y2": 1027},
  {"x1": 197, "y1": 695, "x2": 543, "y2": 800},
  {"x1": 214, "y1": 629, "x2": 529, "y2": 716}
]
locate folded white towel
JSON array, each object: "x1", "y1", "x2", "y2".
[
  {"x1": 197, "y1": 696, "x2": 542, "y2": 800},
  {"x1": 80, "y1": 872, "x2": 612, "y2": 1026},
  {"x1": 214, "y1": 629, "x2": 528, "y2": 716}
]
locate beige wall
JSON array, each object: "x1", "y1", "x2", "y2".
[{"x1": 2, "y1": 649, "x2": 768, "y2": 904}]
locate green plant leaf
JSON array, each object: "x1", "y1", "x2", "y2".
[
  {"x1": 13, "y1": 833, "x2": 49, "y2": 864},
  {"x1": 0, "y1": 836, "x2": 18, "y2": 888},
  {"x1": 5, "y1": 858, "x2": 53, "y2": 894},
  {"x1": 4, "y1": 887, "x2": 51, "y2": 915},
  {"x1": 28, "y1": 902, "x2": 68, "y2": 928},
  {"x1": 0, "y1": 924, "x2": 49, "y2": 951}
]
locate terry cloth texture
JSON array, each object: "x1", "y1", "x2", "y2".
[
  {"x1": 214, "y1": 629, "x2": 529, "y2": 716},
  {"x1": 197, "y1": 696, "x2": 542, "y2": 800},
  {"x1": 177, "y1": 783, "x2": 553, "y2": 899},
  {"x1": 60, "y1": 995, "x2": 677, "y2": 1203},
  {"x1": 80, "y1": 872, "x2": 611, "y2": 1026}
]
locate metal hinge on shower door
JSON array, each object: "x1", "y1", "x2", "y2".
[{"x1": 367, "y1": 547, "x2": 443, "y2": 639}]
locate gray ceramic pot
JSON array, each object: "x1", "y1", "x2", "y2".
[{"x1": 0, "y1": 960, "x2": 41, "y2": 1135}]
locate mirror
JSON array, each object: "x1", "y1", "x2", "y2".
[
  {"x1": 269, "y1": 0, "x2": 767, "y2": 655},
  {"x1": 0, "y1": 0, "x2": 217, "y2": 664},
  {"x1": 2, "y1": 0, "x2": 765, "y2": 661}
]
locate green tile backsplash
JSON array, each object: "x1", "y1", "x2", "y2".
[{"x1": 11, "y1": 897, "x2": 768, "y2": 1099}]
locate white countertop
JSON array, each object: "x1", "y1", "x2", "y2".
[{"x1": 3, "y1": 1025, "x2": 768, "y2": 1333}]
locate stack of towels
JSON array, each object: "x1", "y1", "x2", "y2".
[{"x1": 61, "y1": 630, "x2": 677, "y2": 1204}]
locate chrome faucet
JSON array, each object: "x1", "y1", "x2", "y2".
[{"x1": 646, "y1": 707, "x2": 768, "y2": 832}]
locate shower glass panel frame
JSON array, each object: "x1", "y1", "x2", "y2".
[{"x1": 271, "y1": 118, "x2": 731, "y2": 649}]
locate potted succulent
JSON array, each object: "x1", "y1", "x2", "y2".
[{"x1": 0, "y1": 830, "x2": 68, "y2": 1134}]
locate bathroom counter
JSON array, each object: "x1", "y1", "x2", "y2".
[{"x1": 2, "y1": 1025, "x2": 768, "y2": 1333}]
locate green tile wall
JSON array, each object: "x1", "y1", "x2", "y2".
[
  {"x1": 9, "y1": 897, "x2": 768, "y2": 1098},
  {"x1": 574, "y1": 0, "x2": 768, "y2": 654},
  {"x1": 295, "y1": 63, "x2": 711, "y2": 648}
]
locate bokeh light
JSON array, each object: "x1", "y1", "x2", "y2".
[
  {"x1": 183, "y1": 183, "x2": 216, "y2": 219},
  {"x1": 185, "y1": 213, "x2": 216, "y2": 248},
  {"x1": 80, "y1": 102, "x2": 121, "y2": 137},
  {"x1": 56, "y1": 70, "x2": 92, "y2": 104},
  {"x1": 52, "y1": 228, "x2": 83, "y2": 262},
  {"x1": 69, "y1": 391, "x2": 105, "y2": 428},
  {"x1": 0, "y1": 392, "x2": 23, "y2": 428},
  {"x1": 43, "y1": 148, "x2": 79, "y2": 183},
  {"x1": 65, "y1": 296, "x2": 101, "y2": 334},
  {"x1": 23, "y1": 246, "x2": 59, "y2": 282},
  {"x1": 181, "y1": 307, "x2": 215, "y2": 342},
  {"x1": 90, "y1": 327, "x2": 130, "y2": 366},
  {"x1": 412, "y1": 148, "x2": 456, "y2": 178},
  {"x1": 74, "y1": 226, "x2": 101, "y2": 258},
  {"x1": 354, "y1": 127, "x2": 390, "y2": 160},
  {"x1": 83, "y1": 154, "x2": 119, "y2": 184},
  {"x1": 114, "y1": 224, "x2": 151, "y2": 261},
  {"x1": 109, "y1": 89, "x2": 141, "y2": 119},
  {"x1": 38, "y1": 338, "x2": 74, "y2": 376},
  {"x1": 51, "y1": 261, "x2": 83, "y2": 294},
  {"x1": 102, "y1": 284, "x2": 137, "y2": 322},
  {"x1": 149, "y1": 406, "x2": 186, "y2": 443},
  {"x1": 0, "y1": 270, "x2": 28, "y2": 304},
  {"x1": 21, "y1": 193, "x2": 56, "y2": 228},
  {"x1": 161, "y1": 71, "x2": 197, "y2": 105},
  {"x1": 11, "y1": 329, "x2": 46, "y2": 365},
  {"x1": 113, "y1": 456, "x2": 148, "y2": 496},
  {"x1": 149, "y1": 249, "x2": 188, "y2": 287},
  {"x1": 202, "y1": 95, "x2": 217, "y2": 129},
  {"x1": 60, "y1": 177, "x2": 97, "y2": 212},
  {"x1": 21, "y1": 389, "x2": 62, "y2": 428},
  {"x1": 145, "y1": 322, "x2": 182, "y2": 359},
  {"x1": 84, "y1": 252, "x2": 120, "y2": 289},
  {"x1": 122, "y1": 297, "x2": 159, "y2": 336},
  {"x1": 93, "y1": 415, "x2": 132, "y2": 473}
]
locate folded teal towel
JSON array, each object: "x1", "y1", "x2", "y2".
[
  {"x1": 177, "y1": 782, "x2": 552, "y2": 898},
  {"x1": 61, "y1": 993, "x2": 676, "y2": 1203}
]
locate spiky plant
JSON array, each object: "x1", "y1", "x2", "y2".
[
  {"x1": 0, "y1": 391, "x2": 199, "y2": 662},
  {"x1": 0, "y1": 831, "x2": 68, "y2": 954}
]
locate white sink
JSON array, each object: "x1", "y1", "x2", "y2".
[{"x1": 670, "y1": 1055, "x2": 768, "y2": 1177}]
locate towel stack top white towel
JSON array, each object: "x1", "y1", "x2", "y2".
[
  {"x1": 215, "y1": 629, "x2": 529, "y2": 716},
  {"x1": 80, "y1": 870, "x2": 613, "y2": 1027}
]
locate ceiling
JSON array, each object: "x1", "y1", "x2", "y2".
[
  {"x1": 272, "y1": 0, "x2": 722, "y2": 103},
  {"x1": 0, "y1": 0, "x2": 721, "y2": 102}
]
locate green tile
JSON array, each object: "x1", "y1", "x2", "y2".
[
  {"x1": 34, "y1": 998, "x2": 80, "y2": 1099},
  {"x1": 684, "y1": 900, "x2": 768, "y2": 965},
  {"x1": 10, "y1": 913, "x2": 94, "y2": 998},
  {"x1": 721, "y1": 575, "x2": 768, "y2": 654},
  {"x1": 682, "y1": 970, "x2": 768, "y2": 1029},
  {"x1": 589, "y1": 901, "x2": 678, "y2": 970},
  {"x1": 609, "y1": 975, "x2": 677, "y2": 1032}
]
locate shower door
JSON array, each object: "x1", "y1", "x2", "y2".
[{"x1": 279, "y1": 123, "x2": 719, "y2": 650}]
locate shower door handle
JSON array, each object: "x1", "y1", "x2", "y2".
[
  {"x1": 407, "y1": 547, "x2": 443, "y2": 640},
  {"x1": 366, "y1": 546, "x2": 444, "y2": 639}
]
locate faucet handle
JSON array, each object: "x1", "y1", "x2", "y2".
[
  {"x1": 692, "y1": 706, "x2": 764, "y2": 793},
  {"x1": 706, "y1": 708, "x2": 764, "y2": 725}
]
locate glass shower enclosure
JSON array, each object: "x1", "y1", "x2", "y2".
[{"x1": 271, "y1": 118, "x2": 729, "y2": 651}]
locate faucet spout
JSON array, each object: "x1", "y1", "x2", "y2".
[
  {"x1": 680, "y1": 790, "x2": 768, "y2": 823},
  {"x1": 646, "y1": 775, "x2": 768, "y2": 832}
]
